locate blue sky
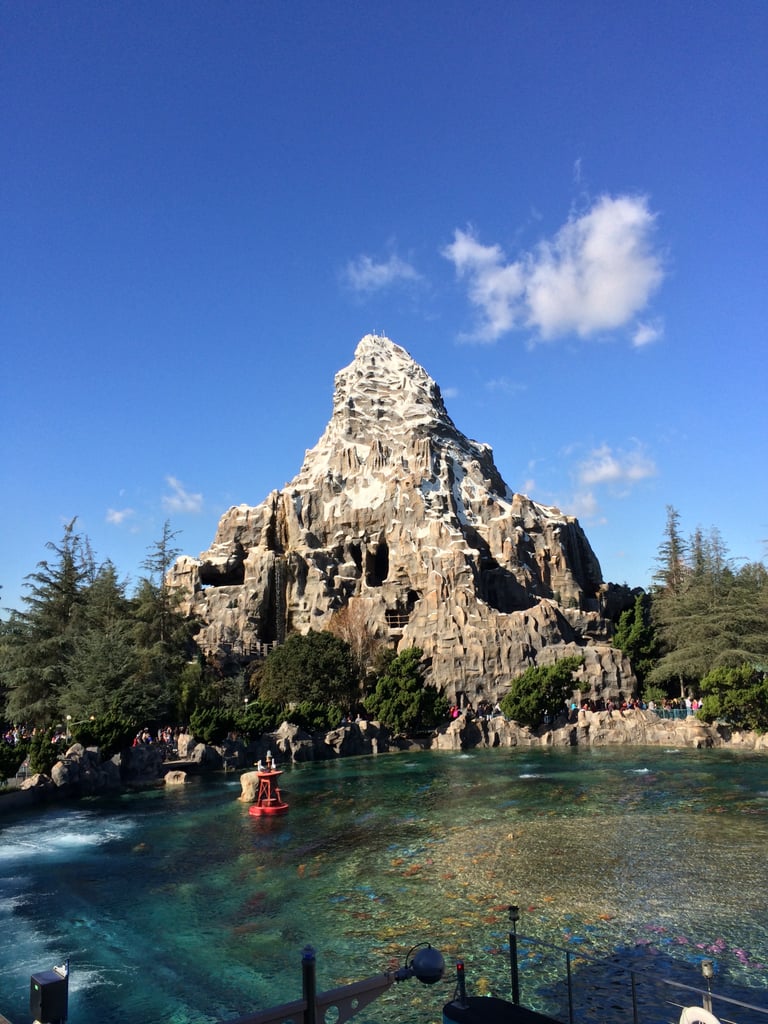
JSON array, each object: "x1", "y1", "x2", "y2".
[{"x1": 2, "y1": 1, "x2": 766, "y2": 613}]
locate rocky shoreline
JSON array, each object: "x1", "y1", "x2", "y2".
[{"x1": 2, "y1": 709, "x2": 765, "y2": 815}]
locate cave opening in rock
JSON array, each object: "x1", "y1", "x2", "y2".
[{"x1": 365, "y1": 541, "x2": 389, "y2": 586}]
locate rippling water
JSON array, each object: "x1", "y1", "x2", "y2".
[{"x1": 1, "y1": 746, "x2": 767, "y2": 1024}]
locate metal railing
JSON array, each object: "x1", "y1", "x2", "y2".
[{"x1": 513, "y1": 935, "x2": 768, "y2": 1024}]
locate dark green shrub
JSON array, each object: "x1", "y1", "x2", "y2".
[
  {"x1": 500, "y1": 656, "x2": 584, "y2": 729},
  {"x1": 29, "y1": 728, "x2": 65, "y2": 775},
  {"x1": 285, "y1": 700, "x2": 342, "y2": 733},
  {"x1": 237, "y1": 698, "x2": 282, "y2": 739},
  {"x1": 364, "y1": 647, "x2": 449, "y2": 734},
  {"x1": 0, "y1": 739, "x2": 30, "y2": 783},
  {"x1": 189, "y1": 706, "x2": 233, "y2": 745},
  {"x1": 78, "y1": 714, "x2": 137, "y2": 757}
]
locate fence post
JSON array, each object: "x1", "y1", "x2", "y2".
[
  {"x1": 302, "y1": 945, "x2": 316, "y2": 1024},
  {"x1": 508, "y1": 905, "x2": 521, "y2": 1005}
]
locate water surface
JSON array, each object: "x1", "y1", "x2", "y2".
[{"x1": 1, "y1": 746, "x2": 767, "y2": 1023}]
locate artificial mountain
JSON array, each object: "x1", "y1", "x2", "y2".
[{"x1": 168, "y1": 335, "x2": 636, "y2": 705}]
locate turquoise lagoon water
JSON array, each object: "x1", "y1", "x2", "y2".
[{"x1": 1, "y1": 746, "x2": 767, "y2": 1024}]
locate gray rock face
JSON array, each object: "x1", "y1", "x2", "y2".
[
  {"x1": 169, "y1": 335, "x2": 636, "y2": 703},
  {"x1": 430, "y1": 709, "x2": 723, "y2": 751},
  {"x1": 49, "y1": 745, "x2": 122, "y2": 793}
]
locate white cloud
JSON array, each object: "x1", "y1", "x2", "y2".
[
  {"x1": 443, "y1": 231, "x2": 524, "y2": 341},
  {"x1": 632, "y1": 319, "x2": 664, "y2": 348},
  {"x1": 106, "y1": 507, "x2": 134, "y2": 526},
  {"x1": 162, "y1": 476, "x2": 203, "y2": 514},
  {"x1": 441, "y1": 386, "x2": 459, "y2": 399},
  {"x1": 343, "y1": 252, "x2": 421, "y2": 293},
  {"x1": 444, "y1": 194, "x2": 664, "y2": 343},
  {"x1": 485, "y1": 376, "x2": 526, "y2": 395},
  {"x1": 569, "y1": 491, "x2": 603, "y2": 522},
  {"x1": 577, "y1": 444, "x2": 657, "y2": 488}
]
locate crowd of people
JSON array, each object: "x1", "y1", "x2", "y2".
[
  {"x1": 2, "y1": 722, "x2": 185, "y2": 758},
  {"x1": 443, "y1": 693, "x2": 703, "y2": 727},
  {"x1": 131, "y1": 725, "x2": 182, "y2": 758},
  {"x1": 3, "y1": 723, "x2": 37, "y2": 745},
  {"x1": 3, "y1": 694, "x2": 703, "y2": 753},
  {"x1": 573, "y1": 696, "x2": 701, "y2": 714},
  {"x1": 449, "y1": 699, "x2": 503, "y2": 721}
]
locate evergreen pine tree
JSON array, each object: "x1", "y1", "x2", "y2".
[
  {"x1": 612, "y1": 592, "x2": 659, "y2": 688},
  {"x1": 1, "y1": 519, "x2": 91, "y2": 724},
  {"x1": 63, "y1": 561, "x2": 137, "y2": 721},
  {"x1": 129, "y1": 522, "x2": 193, "y2": 722}
]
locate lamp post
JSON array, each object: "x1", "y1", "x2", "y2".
[
  {"x1": 508, "y1": 904, "x2": 520, "y2": 1005},
  {"x1": 701, "y1": 960, "x2": 714, "y2": 1012},
  {"x1": 65, "y1": 714, "x2": 95, "y2": 745}
]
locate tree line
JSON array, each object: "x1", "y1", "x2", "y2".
[
  {"x1": 612, "y1": 506, "x2": 768, "y2": 732},
  {"x1": 0, "y1": 519, "x2": 448, "y2": 776},
  {"x1": 2, "y1": 506, "x2": 767, "y2": 781}
]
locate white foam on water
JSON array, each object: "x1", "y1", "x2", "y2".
[
  {"x1": 67, "y1": 963, "x2": 133, "y2": 994},
  {"x1": 0, "y1": 815, "x2": 136, "y2": 866}
]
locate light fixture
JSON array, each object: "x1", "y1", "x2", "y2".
[{"x1": 395, "y1": 943, "x2": 446, "y2": 984}]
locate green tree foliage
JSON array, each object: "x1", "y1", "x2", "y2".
[
  {"x1": 649, "y1": 513, "x2": 768, "y2": 696},
  {"x1": 1, "y1": 520, "x2": 195, "y2": 732},
  {"x1": 500, "y1": 656, "x2": 584, "y2": 729},
  {"x1": 129, "y1": 523, "x2": 194, "y2": 722},
  {"x1": 641, "y1": 684, "x2": 671, "y2": 708},
  {"x1": 0, "y1": 739, "x2": 30, "y2": 784},
  {"x1": 28, "y1": 728, "x2": 66, "y2": 775},
  {"x1": 1, "y1": 519, "x2": 92, "y2": 724},
  {"x1": 612, "y1": 592, "x2": 659, "y2": 689},
  {"x1": 652, "y1": 505, "x2": 688, "y2": 594},
  {"x1": 259, "y1": 630, "x2": 358, "y2": 710},
  {"x1": 189, "y1": 706, "x2": 233, "y2": 745},
  {"x1": 699, "y1": 664, "x2": 768, "y2": 733},
  {"x1": 76, "y1": 712, "x2": 137, "y2": 759},
  {"x1": 364, "y1": 647, "x2": 449, "y2": 734},
  {"x1": 189, "y1": 696, "x2": 284, "y2": 744},
  {"x1": 62, "y1": 561, "x2": 137, "y2": 720},
  {"x1": 286, "y1": 700, "x2": 343, "y2": 733},
  {"x1": 139, "y1": 521, "x2": 183, "y2": 643},
  {"x1": 240, "y1": 697, "x2": 282, "y2": 738}
]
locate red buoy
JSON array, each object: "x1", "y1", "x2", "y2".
[{"x1": 249, "y1": 757, "x2": 289, "y2": 816}]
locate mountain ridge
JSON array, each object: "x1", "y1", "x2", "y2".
[{"x1": 169, "y1": 335, "x2": 635, "y2": 703}]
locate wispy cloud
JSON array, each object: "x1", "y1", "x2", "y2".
[
  {"x1": 576, "y1": 444, "x2": 657, "y2": 489},
  {"x1": 541, "y1": 442, "x2": 658, "y2": 524},
  {"x1": 343, "y1": 252, "x2": 422, "y2": 293},
  {"x1": 568, "y1": 491, "x2": 603, "y2": 522},
  {"x1": 485, "y1": 376, "x2": 526, "y2": 395},
  {"x1": 632, "y1": 319, "x2": 664, "y2": 348},
  {"x1": 443, "y1": 194, "x2": 664, "y2": 343},
  {"x1": 162, "y1": 476, "x2": 203, "y2": 514},
  {"x1": 106, "y1": 507, "x2": 134, "y2": 526}
]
